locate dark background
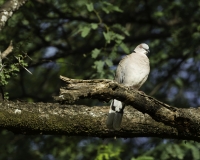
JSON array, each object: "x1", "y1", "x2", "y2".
[{"x1": 1, "y1": 0, "x2": 200, "y2": 159}]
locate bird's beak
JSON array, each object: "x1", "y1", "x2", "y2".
[{"x1": 146, "y1": 49, "x2": 150, "y2": 54}]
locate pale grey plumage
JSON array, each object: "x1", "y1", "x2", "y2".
[{"x1": 106, "y1": 43, "x2": 150, "y2": 130}]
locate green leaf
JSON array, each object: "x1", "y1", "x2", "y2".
[
  {"x1": 112, "y1": 24, "x2": 130, "y2": 36},
  {"x1": 81, "y1": 26, "x2": 91, "y2": 37},
  {"x1": 91, "y1": 23, "x2": 98, "y2": 29},
  {"x1": 160, "y1": 53, "x2": 167, "y2": 59},
  {"x1": 111, "y1": 6, "x2": 123, "y2": 13},
  {"x1": 136, "y1": 156, "x2": 154, "y2": 160},
  {"x1": 102, "y1": 7, "x2": 110, "y2": 14},
  {"x1": 190, "y1": 145, "x2": 200, "y2": 160},
  {"x1": 183, "y1": 49, "x2": 190, "y2": 56},
  {"x1": 110, "y1": 45, "x2": 117, "y2": 59},
  {"x1": 197, "y1": 25, "x2": 200, "y2": 31},
  {"x1": 160, "y1": 146, "x2": 170, "y2": 159},
  {"x1": 115, "y1": 33, "x2": 125, "y2": 40},
  {"x1": 5, "y1": 74, "x2": 10, "y2": 79},
  {"x1": 86, "y1": 3, "x2": 94, "y2": 12},
  {"x1": 94, "y1": 60, "x2": 104, "y2": 73},
  {"x1": 105, "y1": 59, "x2": 113, "y2": 67},
  {"x1": 173, "y1": 144, "x2": 184, "y2": 159},
  {"x1": 153, "y1": 11, "x2": 164, "y2": 18},
  {"x1": 175, "y1": 77, "x2": 183, "y2": 87},
  {"x1": 103, "y1": 32, "x2": 111, "y2": 44},
  {"x1": 120, "y1": 42, "x2": 130, "y2": 54},
  {"x1": 192, "y1": 32, "x2": 200, "y2": 39},
  {"x1": 102, "y1": 1, "x2": 112, "y2": 6},
  {"x1": 102, "y1": 2, "x2": 123, "y2": 13},
  {"x1": 184, "y1": 143, "x2": 200, "y2": 160},
  {"x1": 91, "y1": 48, "x2": 101, "y2": 59}
]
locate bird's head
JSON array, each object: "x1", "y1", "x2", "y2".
[{"x1": 134, "y1": 43, "x2": 150, "y2": 54}]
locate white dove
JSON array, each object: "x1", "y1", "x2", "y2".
[{"x1": 106, "y1": 43, "x2": 150, "y2": 130}]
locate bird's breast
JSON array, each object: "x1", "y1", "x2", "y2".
[{"x1": 122, "y1": 56, "x2": 150, "y2": 88}]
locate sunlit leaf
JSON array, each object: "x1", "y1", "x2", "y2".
[
  {"x1": 173, "y1": 144, "x2": 184, "y2": 159},
  {"x1": 105, "y1": 59, "x2": 113, "y2": 67},
  {"x1": 91, "y1": 23, "x2": 98, "y2": 29},
  {"x1": 94, "y1": 60, "x2": 104, "y2": 73},
  {"x1": 86, "y1": 3, "x2": 94, "y2": 12},
  {"x1": 102, "y1": 7, "x2": 110, "y2": 14},
  {"x1": 136, "y1": 156, "x2": 154, "y2": 160},
  {"x1": 81, "y1": 26, "x2": 91, "y2": 37},
  {"x1": 103, "y1": 32, "x2": 111, "y2": 43},
  {"x1": 102, "y1": 1, "x2": 123, "y2": 13},
  {"x1": 112, "y1": 6, "x2": 123, "y2": 12},
  {"x1": 175, "y1": 77, "x2": 183, "y2": 87},
  {"x1": 91, "y1": 48, "x2": 101, "y2": 59}
]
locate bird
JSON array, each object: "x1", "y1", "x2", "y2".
[{"x1": 106, "y1": 43, "x2": 150, "y2": 130}]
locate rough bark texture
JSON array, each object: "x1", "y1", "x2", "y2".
[
  {"x1": 1, "y1": 76, "x2": 200, "y2": 141},
  {"x1": 0, "y1": 0, "x2": 27, "y2": 31},
  {"x1": 0, "y1": 101, "x2": 182, "y2": 139},
  {"x1": 53, "y1": 76, "x2": 200, "y2": 140},
  {"x1": 0, "y1": 99, "x2": 199, "y2": 141}
]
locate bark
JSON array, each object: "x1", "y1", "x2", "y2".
[
  {"x1": 54, "y1": 76, "x2": 200, "y2": 140},
  {"x1": 0, "y1": 101, "x2": 184, "y2": 140},
  {"x1": 1, "y1": 75, "x2": 200, "y2": 141},
  {"x1": 1, "y1": 41, "x2": 13, "y2": 59},
  {"x1": 0, "y1": 0, "x2": 27, "y2": 31}
]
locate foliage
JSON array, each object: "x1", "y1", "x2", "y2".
[
  {"x1": 0, "y1": 54, "x2": 28, "y2": 85},
  {"x1": 0, "y1": 41, "x2": 30, "y2": 99},
  {"x1": 1, "y1": 0, "x2": 200, "y2": 159},
  {"x1": 95, "y1": 144, "x2": 122, "y2": 160},
  {"x1": 144, "y1": 140, "x2": 200, "y2": 160}
]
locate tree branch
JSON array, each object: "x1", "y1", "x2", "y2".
[
  {"x1": 0, "y1": 0, "x2": 27, "y2": 31},
  {"x1": 1, "y1": 40, "x2": 13, "y2": 59},
  {"x1": 0, "y1": 101, "x2": 188, "y2": 140},
  {"x1": 0, "y1": 99, "x2": 198, "y2": 141},
  {"x1": 1, "y1": 76, "x2": 200, "y2": 141},
  {"x1": 54, "y1": 76, "x2": 200, "y2": 140}
]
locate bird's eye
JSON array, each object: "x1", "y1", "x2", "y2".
[{"x1": 145, "y1": 49, "x2": 150, "y2": 53}]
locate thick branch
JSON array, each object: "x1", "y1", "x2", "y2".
[
  {"x1": 0, "y1": 101, "x2": 190, "y2": 140},
  {"x1": 1, "y1": 76, "x2": 200, "y2": 140},
  {"x1": 0, "y1": 100, "x2": 199, "y2": 141},
  {"x1": 55, "y1": 76, "x2": 200, "y2": 140},
  {"x1": 0, "y1": 0, "x2": 27, "y2": 31}
]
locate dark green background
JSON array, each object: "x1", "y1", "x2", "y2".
[{"x1": 1, "y1": 0, "x2": 200, "y2": 159}]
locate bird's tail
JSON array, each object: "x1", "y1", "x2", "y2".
[{"x1": 106, "y1": 99, "x2": 125, "y2": 130}]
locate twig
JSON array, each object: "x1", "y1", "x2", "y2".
[
  {"x1": 14, "y1": 56, "x2": 32, "y2": 75},
  {"x1": 1, "y1": 40, "x2": 13, "y2": 59}
]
